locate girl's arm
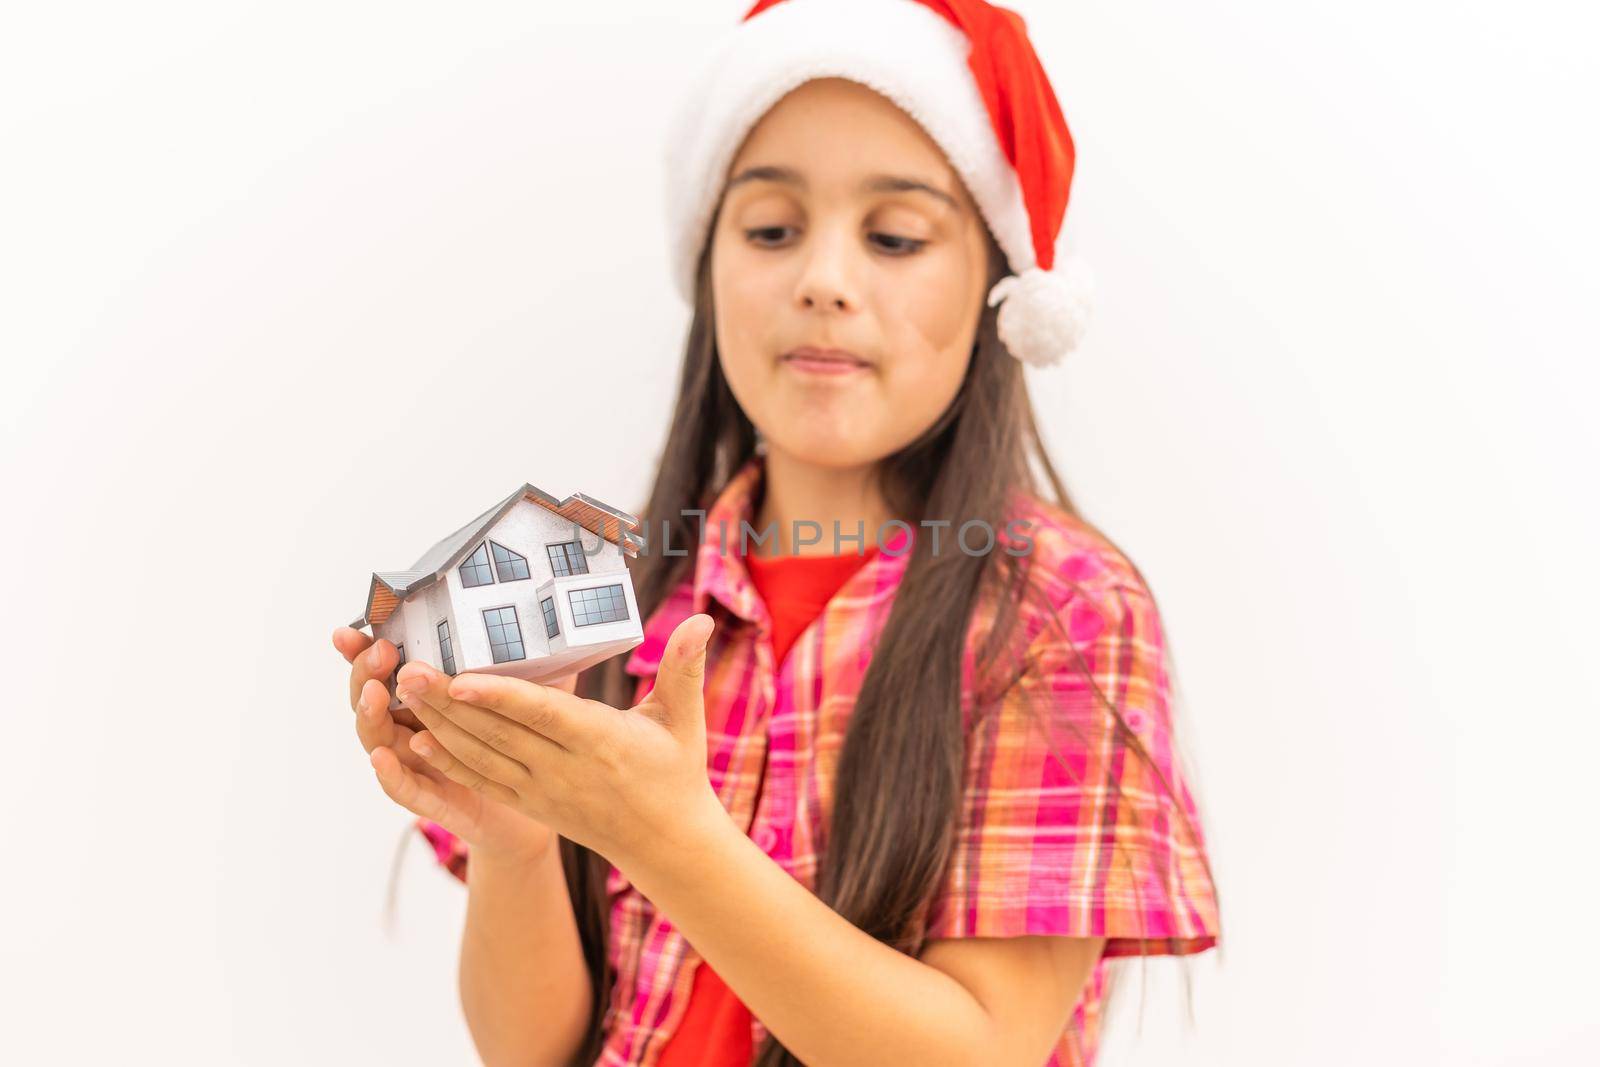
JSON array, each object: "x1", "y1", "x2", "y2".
[
  {"x1": 402, "y1": 616, "x2": 1109, "y2": 1065},
  {"x1": 625, "y1": 812, "x2": 1102, "y2": 1067},
  {"x1": 336, "y1": 628, "x2": 596, "y2": 1064},
  {"x1": 459, "y1": 841, "x2": 592, "y2": 1067}
]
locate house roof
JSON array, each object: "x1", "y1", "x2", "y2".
[{"x1": 351, "y1": 484, "x2": 640, "y2": 629}]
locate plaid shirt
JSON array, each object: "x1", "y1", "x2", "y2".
[{"x1": 417, "y1": 453, "x2": 1220, "y2": 1066}]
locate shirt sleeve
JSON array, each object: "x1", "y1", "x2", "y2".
[
  {"x1": 921, "y1": 580, "x2": 1220, "y2": 958},
  {"x1": 415, "y1": 817, "x2": 469, "y2": 885}
]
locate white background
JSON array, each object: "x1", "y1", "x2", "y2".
[{"x1": 2, "y1": 2, "x2": 1595, "y2": 1064}]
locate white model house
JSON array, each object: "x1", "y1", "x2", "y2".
[{"x1": 351, "y1": 483, "x2": 643, "y2": 704}]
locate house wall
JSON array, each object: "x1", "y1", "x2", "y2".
[
  {"x1": 443, "y1": 500, "x2": 635, "y2": 673},
  {"x1": 375, "y1": 614, "x2": 407, "y2": 665},
  {"x1": 386, "y1": 580, "x2": 452, "y2": 673},
  {"x1": 424, "y1": 580, "x2": 456, "y2": 672},
  {"x1": 372, "y1": 575, "x2": 460, "y2": 675},
  {"x1": 541, "y1": 571, "x2": 641, "y2": 654}
]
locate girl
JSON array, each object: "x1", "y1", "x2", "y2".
[{"x1": 333, "y1": 2, "x2": 1220, "y2": 1064}]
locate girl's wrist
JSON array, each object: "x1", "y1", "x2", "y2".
[
  {"x1": 471, "y1": 834, "x2": 561, "y2": 879},
  {"x1": 615, "y1": 784, "x2": 733, "y2": 890}
]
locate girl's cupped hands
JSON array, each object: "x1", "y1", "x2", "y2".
[
  {"x1": 333, "y1": 625, "x2": 567, "y2": 867},
  {"x1": 393, "y1": 613, "x2": 727, "y2": 872}
]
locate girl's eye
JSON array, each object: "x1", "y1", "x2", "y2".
[
  {"x1": 742, "y1": 227, "x2": 927, "y2": 256},
  {"x1": 745, "y1": 226, "x2": 792, "y2": 247},
  {"x1": 868, "y1": 233, "x2": 928, "y2": 256}
]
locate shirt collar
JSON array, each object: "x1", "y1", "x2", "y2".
[
  {"x1": 624, "y1": 451, "x2": 916, "y2": 677},
  {"x1": 693, "y1": 452, "x2": 768, "y2": 627}
]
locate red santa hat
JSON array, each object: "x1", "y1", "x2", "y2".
[{"x1": 662, "y1": 0, "x2": 1093, "y2": 368}]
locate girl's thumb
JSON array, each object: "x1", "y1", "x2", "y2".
[{"x1": 649, "y1": 613, "x2": 715, "y2": 727}]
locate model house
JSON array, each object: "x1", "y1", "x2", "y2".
[{"x1": 351, "y1": 483, "x2": 644, "y2": 704}]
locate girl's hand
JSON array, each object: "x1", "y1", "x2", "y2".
[
  {"x1": 395, "y1": 614, "x2": 726, "y2": 872},
  {"x1": 332, "y1": 626, "x2": 574, "y2": 867}
]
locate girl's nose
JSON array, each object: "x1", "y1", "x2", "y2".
[
  {"x1": 797, "y1": 271, "x2": 853, "y2": 311},
  {"x1": 795, "y1": 227, "x2": 858, "y2": 313},
  {"x1": 802, "y1": 291, "x2": 849, "y2": 311}
]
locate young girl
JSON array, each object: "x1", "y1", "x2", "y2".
[{"x1": 334, "y1": 2, "x2": 1219, "y2": 1064}]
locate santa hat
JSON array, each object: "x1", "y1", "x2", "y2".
[{"x1": 662, "y1": 0, "x2": 1093, "y2": 368}]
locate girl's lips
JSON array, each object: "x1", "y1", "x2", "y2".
[
  {"x1": 780, "y1": 348, "x2": 871, "y2": 376},
  {"x1": 782, "y1": 355, "x2": 869, "y2": 376}
]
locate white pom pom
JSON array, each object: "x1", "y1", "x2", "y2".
[{"x1": 985, "y1": 259, "x2": 1095, "y2": 368}]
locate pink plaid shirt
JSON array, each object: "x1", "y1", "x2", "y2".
[{"x1": 417, "y1": 453, "x2": 1220, "y2": 1065}]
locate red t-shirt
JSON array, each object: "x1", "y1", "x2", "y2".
[{"x1": 655, "y1": 544, "x2": 879, "y2": 1067}]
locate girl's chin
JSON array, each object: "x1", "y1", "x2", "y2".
[
  {"x1": 766, "y1": 427, "x2": 881, "y2": 468},
  {"x1": 769, "y1": 384, "x2": 869, "y2": 422}
]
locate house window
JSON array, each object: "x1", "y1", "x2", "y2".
[
  {"x1": 547, "y1": 540, "x2": 590, "y2": 578},
  {"x1": 569, "y1": 583, "x2": 629, "y2": 627},
  {"x1": 437, "y1": 620, "x2": 456, "y2": 675},
  {"x1": 541, "y1": 596, "x2": 559, "y2": 639},
  {"x1": 490, "y1": 540, "x2": 531, "y2": 582},
  {"x1": 482, "y1": 606, "x2": 525, "y2": 663},
  {"x1": 459, "y1": 542, "x2": 495, "y2": 588},
  {"x1": 394, "y1": 641, "x2": 407, "y2": 674}
]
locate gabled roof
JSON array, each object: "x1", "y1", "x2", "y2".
[{"x1": 351, "y1": 484, "x2": 640, "y2": 629}]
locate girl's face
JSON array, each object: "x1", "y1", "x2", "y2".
[{"x1": 709, "y1": 77, "x2": 991, "y2": 470}]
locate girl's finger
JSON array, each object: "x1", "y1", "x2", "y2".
[
  {"x1": 369, "y1": 745, "x2": 458, "y2": 824},
  {"x1": 389, "y1": 701, "x2": 425, "y2": 733},
  {"x1": 407, "y1": 729, "x2": 522, "y2": 807},
  {"x1": 354, "y1": 678, "x2": 411, "y2": 756},
  {"x1": 445, "y1": 673, "x2": 599, "y2": 754},
  {"x1": 347, "y1": 638, "x2": 392, "y2": 713},
  {"x1": 337, "y1": 630, "x2": 419, "y2": 729},
  {"x1": 402, "y1": 693, "x2": 531, "y2": 795},
  {"x1": 424, "y1": 688, "x2": 567, "y2": 777},
  {"x1": 332, "y1": 626, "x2": 370, "y2": 665},
  {"x1": 355, "y1": 682, "x2": 451, "y2": 781}
]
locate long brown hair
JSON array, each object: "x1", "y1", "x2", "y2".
[{"x1": 549, "y1": 201, "x2": 1219, "y2": 1065}]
